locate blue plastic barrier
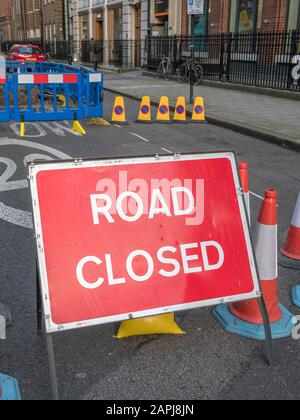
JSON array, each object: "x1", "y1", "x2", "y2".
[
  {"x1": 0, "y1": 373, "x2": 21, "y2": 400},
  {"x1": 0, "y1": 78, "x2": 10, "y2": 122},
  {"x1": 1, "y1": 61, "x2": 103, "y2": 123}
]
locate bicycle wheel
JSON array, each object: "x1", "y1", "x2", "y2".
[
  {"x1": 177, "y1": 63, "x2": 188, "y2": 83},
  {"x1": 166, "y1": 61, "x2": 174, "y2": 80},
  {"x1": 194, "y1": 64, "x2": 204, "y2": 86},
  {"x1": 157, "y1": 62, "x2": 164, "y2": 79}
]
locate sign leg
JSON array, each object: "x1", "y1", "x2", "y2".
[
  {"x1": 46, "y1": 334, "x2": 60, "y2": 400},
  {"x1": 258, "y1": 296, "x2": 275, "y2": 367}
]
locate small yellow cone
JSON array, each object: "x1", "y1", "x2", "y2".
[
  {"x1": 116, "y1": 313, "x2": 184, "y2": 339},
  {"x1": 156, "y1": 96, "x2": 171, "y2": 124},
  {"x1": 110, "y1": 96, "x2": 128, "y2": 125},
  {"x1": 191, "y1": 97, "x2": 207, "y2": 123},
  {"x1": 173, "y1": 96, "x2": 188, "y2": 124},
  {"x1": 73, "y1": 120, "x2": 86, "y2": 135},
  {"x1": 136, "y1": 96, "x2": 152, "y2": 123}
]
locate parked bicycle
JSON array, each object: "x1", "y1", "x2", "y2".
[
  {"x1": 157, "y1": 55, "x2": 174, "y2": 80},
  {"x1": 177, "y1": 57, "x2": 204, "y2": 86}
]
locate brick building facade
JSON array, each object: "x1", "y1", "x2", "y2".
[
  {"x1": 12, "y1": 0, "x2": 41, "y2": 40},
  {"x1": 12, "y1": 0, "x2": 65, "y2": 42},
  {"x1": 180, "y1": 0, "x2": 300, "y2": 37},
  {"x1": 0, "y1": 0, "x2": 13, "y2": 42}
]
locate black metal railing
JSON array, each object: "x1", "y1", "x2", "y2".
[
  {"x1": 81, "y1": 40, "x2": 144, "y2": 68},
  {"x1": 146, "y1": 31, "x2": 300, "y2": 91},
  {"x1": 2, "y1": 32, "x2": 300, "y2": 91}
]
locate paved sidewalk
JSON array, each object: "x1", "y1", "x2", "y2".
[{"x1": 103, "y1": 70, "x2": 300, "y2": 151}]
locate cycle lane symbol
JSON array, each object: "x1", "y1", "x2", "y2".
[{"x1": 0, "y1": 138, "x2": 72, "y2": 229}]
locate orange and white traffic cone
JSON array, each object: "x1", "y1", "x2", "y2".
[
  {"x1": 239, "y1": 162, "x2": 250, "y2": 223},
  {"x1": 213, "y1": 189, "x2": 294, "y2": 340},
  {"x1": 279, "y1": 192, "x2": 300, "y2": 271}
]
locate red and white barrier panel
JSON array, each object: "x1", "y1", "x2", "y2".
[
  {"x1": 89, "y1": 74, "x2": 102, "y2": 83},
  {"x1": 0, "y1": 77, "x2": 6, "y2": 84},
  {"x1": 18, "y1": 74, "x2": 79, "y2": 85}
]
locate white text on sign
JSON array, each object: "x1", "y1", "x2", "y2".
[{"x1": 76, "y1": 186, "x2": 225, "y2": 289}]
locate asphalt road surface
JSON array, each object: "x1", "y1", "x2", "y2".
[{"x1": 0, "y1": 91, "x2": 299, "y2": 400}]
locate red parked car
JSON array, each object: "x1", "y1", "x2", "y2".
[{"x1": 7, "y1": 44, "x2": 46, "y2": 64}]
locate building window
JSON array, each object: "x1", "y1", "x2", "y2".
[
  {"x1": 237, "y1": 0, "x2": 258, "y2": 32},
  {"x1": 192, "y1": 0, "x2": 209, "y2": 37},
  {"x1": 287, "y1": 0, "x2": 300, "y2": 30}
]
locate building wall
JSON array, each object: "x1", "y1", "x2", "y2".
[
  {"x1": 42, "y1": 0, "x2": 65, "y2": 42},
  {"x1": 0, "y1": 0, "x2": 13, "y2": 41}
]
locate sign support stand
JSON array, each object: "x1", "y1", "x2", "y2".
[
  {"x1": 36, "y1": 260, "x2": 60, "y2": 400},
  {"x1": 46, "y1": 334, "x2": 59, "y2": 401},
  {"x1": 258, "y1": 296, "x2": 274, "y2": 366}
]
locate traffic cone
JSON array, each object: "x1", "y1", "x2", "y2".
[
  {"x1": 156, "y1": 96, "x2": 171, "y2": 124},
  {"x1": 239, "y1": 162, "x2": 250, "y2": 223},
  {"x1": 116, "y1": 314, "x2": 184, "y2": 339},
  {"x1": 191, "y1": 97, "x2": 207, "y2": 123},
  {"x1": 292, "y1": 285, "x2": 300, "y2": 308},
  {"x1": 136, "y1": 96, "x2": 153, "y2": 124},
  {"x1": 110, "y1": 96, "x2": 128, "y2": 125},
  {"x1": 213, "y1": 189, "x2": 294, "y2": 340},
  {"x1": 279, "y1": 193, "x2": 300, "y2": 270},
  {"x1": 173, "y1": 96, "x2": 188, "y2": 124}
]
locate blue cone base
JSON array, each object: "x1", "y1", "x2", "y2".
[
  {"x1": 213, "y1": 304, "x2": 294, "y2": 341},
  {"x1": 0, "y1": 373, "x2": 21, "y2": 400},
  {"x1": 292, "y1": 286, "x2": 300, "y2": 308}
]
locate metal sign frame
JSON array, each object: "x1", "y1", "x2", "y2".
[
  {"x1": 29, "y1": 152, "x2": 274, "y2": 400},
  {"x1": 29, "y1": 152, "x2": 261, "y2": 334}
]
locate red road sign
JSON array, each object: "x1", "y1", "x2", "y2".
[{"x1": 29, "y1": 153, "x2": 260, "y2": 333}]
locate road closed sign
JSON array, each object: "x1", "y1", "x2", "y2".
[{"x1": 29, "y1": 153, "x2": 260, "y2": 333}]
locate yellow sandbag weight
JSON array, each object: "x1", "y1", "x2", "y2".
[{"x1": 116, "y1": 313, "x2": 184, "y2": 339}]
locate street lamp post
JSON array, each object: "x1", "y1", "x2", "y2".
[{"x1": 190, "y1": 14, "x2": 195, "y2": 105}]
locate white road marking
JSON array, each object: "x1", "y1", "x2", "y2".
[
  {"x1": 114, "y1": 124, "x2": 122, "y2": 128},
  {"x1": 0, "y1": 139, "x2": 72, "y2": 229},
  {"x1": 0, "y1": 157, "x2": 28, "y2": 192},
  {"x1": 0, "y1": 202, "x2": 33, "y2": 229},
  {"x1": 10, "y1": 122, "x2": 47, "y2": 138},
  {"x1": 250, "y1": 191, "x2": 264, "y2": 201},
  {"x1": 161, "y1": 147, "x2": 172, "y2": 153},
  {"x1": 130, "y1": 132, "x2": 150, "y2": 142}
]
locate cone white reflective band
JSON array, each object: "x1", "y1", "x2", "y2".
[
  {"x1": 89, "y1": 73, "x2": 102, "y2": 83},
  {"x1": 291, "y1": 193, "x2": 300, "y2": 228},
  {"x1": 18, "y1": 74, "x2": 34, "y2": 84},
  {"x1": 254, "y1": 223, "x2": 277, "y2": 280}
]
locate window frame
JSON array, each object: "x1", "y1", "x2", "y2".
[{"x1": 235, "y1": 0, "x2": 259, "y2": 33}]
